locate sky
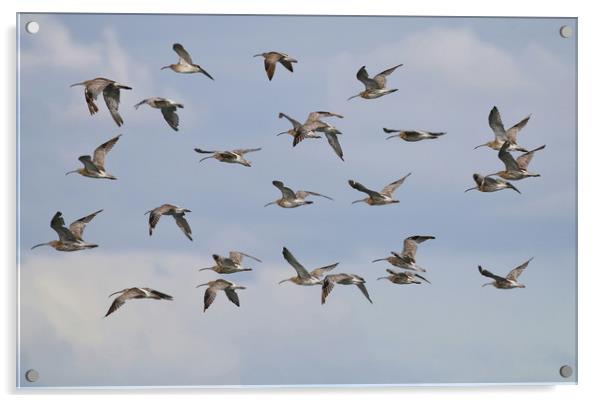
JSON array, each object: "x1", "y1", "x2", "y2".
[{"x1": 17, "y1": 14, "x2": 577, "y2": 387}]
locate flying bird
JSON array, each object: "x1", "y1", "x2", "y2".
[
  {"x1": 372, "y1": 235, "x2": 435, "y2": 272},
  {"x1": 377, "y1": 269, "x2": 431, "y2": 285},
  {"x1": 278, "y1": 247, "x2": 339, "y2": 286},
  {"x1": 31, "y1": 210, "x2": 103, "y2": 252},
  {"x1": 65, "y1": 135, "x2": 121, "y2": 180},
  {"x1": 465, "y1": 173, "x2": 521, "y2": 194},
  {"x1": 277, "y1": 111, "x2": 343, "y2": 147},
  {"x1": 196, "y1": 279, "x2": 245, "y2": 312},
  {"x1": 70, "y1": 77, "x2": 132, "y2": 127},
  {"x1": 194, "y1": 147, "x2": 261, "y2": 167},
  {"x1": 383, "y1": 128, "x2": 446, "y2": 142},
  {"x1": 145, "y1": 204, "x2": 193, "y2": 241},
  {"x1": 478, "y1": 258, "x2": 533, "y2": 289},
  {"x1": 348, "y1": 173, "x2": 411, "y2": 205},
  {"x1": 348, "y1": 64, "x2": 403, "y2": 100},
  {"x1": 475, "y1": 106, "x2": 531, "y2": 152},
  {"x1": 265, "y1": 180, "x2": 333, "y2": 208},
  {"x1": 321, "y1": 273, "x2": 373, "y2": 304},
  {"x1": 253, "y1": 51, "x2": 297, "y2": 80},
  {"x1": 488, "y1": 141, "x2": 546, "y2": 180},
  {"x1": 161, "y1": 43, "x2": 214, "y2": 80},
  {"x1": 105, "y1": 287, "x2": 173, "y2": 317},
  {"x1": 134, "y1": 97, "x2": 184, "y2": 131},
  {"x1": 199, "y1": 251, "x2": 262, "y2": 274}
]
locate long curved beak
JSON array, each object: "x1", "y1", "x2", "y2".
[
  {"x1": 377, "y1": 277, "x2": 388, "y2": 280},
  {"x1": 276, "y1": 131, "x2": 288, "y2": 136},
  {"x1": 347, "y1": 94, "x2": 361, "y2": 101},
  {"x1": 474, "y1": 143, "x2": 488, "y2": 150},
  {"x1": 108, "y1": 290, "x2": 123, "y2": 297},
  {"x1": 198, "y1": 267, "x2": 213, "y2": 272},
  {"x1": 351, "y1": 199, "x2": 363, "y2": 204},
  {"x1": 464, "y1": 187, "x2": 477, "y2": 193},
  {"x1": 385, "y1": 135, "x2": 398, "y2": 140},
  {"x1": 372, "y1": 258, "x2": 386, "y2": 263},
  {"x1": 264, "y1": 201, "x2": 276, "y2": 207},
  {"x1": 278, "y1": 279, "x2": 289, "y2": 285},
  {"x1": 65, "y1": 170, "x2": 78, "y2": 176},
  {"x1": 160, "y1": 65, "x2": 171, "y2": 70},
  {"x1": 30, "y1": 242, "x2": 50, "y2": 250},
  {"x1": 481, "y1": 283, "x2": 492, "y2": 287},
  {"x1": 195, "y1": 283, "x2": 210, "y2": 288},
  {"x1": 198, "y1": 156, "x2": 214, "y2": 163}
]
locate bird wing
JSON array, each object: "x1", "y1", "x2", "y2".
[
  {"x1": 506, "y1": 115, "x2": 531, "y2": 143},
  {"x1": 309, "y1": 263, "x2": 339, "y2": 278},
  {"x1": 272, "y1": 180, "x2": 297, "y2": 200},
  {"x1": 380, "y1": 173, "x2": 411, "y2": 197},
  {"x1": 50, "y1": 211, "x2": 78, "y2": 242},
  {"x1": 149, "y1": 289, "x2": 173, "y2": 300},
  {"x1": 105, "y1": 294, "x2": 127, "y2": 317},
  {"x1": 401, "y1": 239, "x2": 419, "y2": 261},
  {"x1": 356, "y1": 283, "x2": 373, "y2": 303},
  {"x1": 161, "y1": 106, "x2": 180, "y2": 131},
  {"x1": 85, "y1": 78, "x2": 112, "y2": 98},
  {"x1": 69, "y1": 209, "x2": 103, "y2": 241},
  {"x1": 103, "y1": 85, "x2": 124, "y2": 127},
  {"x1": 229, "y1": 251, "x2": 262, "y2": 264},
  {"x1": 264, "y1": 59, "x2": 276, "y2": 80},
  {"x1": 324, "y1": 131, "x2": 344, "y2": 161},
  {"x1": 147, "y1": 205, "x2": 171, "y2": 235},
  {"x1": 224, "y1": 288, "x2": 241, "y2": 307},
  {"x1": 78, "y1": 155, "x2": 101, "y2": 173},
  {"x1": 356, "y1": 66, "x2": 378, "y2": 89},
  {"x1": 488, "y1": 106, "x2": 507, "y2": 141},
  {"x1": 232, "y1": 148, "x2": 261, "y2": 155},
  {"x1": 278, "y1": 58, "x2": 295, "y2": 72},
  {"x1": 306, "y1": 111, "x2": 344, "y2": 123},
  {"x1": 173, "y1": 214, "x2": 193, "y2": 241},
  {"x1": 282, "y1": 247, "x2": 311, "y2": 279},
  {"x1": 92, "y1": 134, "x2": 121, "y2": 169},
  {"x1": 373, "y1": 63, "x2": 403, "y2": 89},
  {"x1": 506, "y1": 258, "x2": 533, "y2": 281},
  {"x1": 478, "y1": 266, "x2": 505, "y2": 282},
  {"x1": 203, "y1": 287, "x2": 217, "y2": 311},
  {"x1": 173, "y1": 43, "x2": 194, "y2": 65},
  {"x1": 348, "y1": 180, "x2": 380, "y2": 198},
  {"x1": 278, "y1": 112, "x2": 302, "y2": 130},
  {"x1": 413, "y1": 273, "x2": 431, "y2": 284},
  {"x1": 498, "y1": 141, "x2": 520, "y2": 171},
  {"x1": 296, "y1": 190, "x2": 333, "y2": 201},
  {"x1": 321, "y1": 277, "x2": 336, "y2": 304},
  {"x1": 516, "y1": 145, "x2": 545, "y2": 170}
]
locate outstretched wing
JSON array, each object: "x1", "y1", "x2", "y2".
[
  {"x1": 93, "y1": 135, "x2": 121, "y2": 169},
  {"x1": 173, "y1": 43, "x2": 194, "y2": 65},
  {"x1": 306, "y1": 111, "x2": 344, "y2": 123},
  {"x1": 478, "y1": 266, "x2": 505, "y2": 282},
  {"x1": 78, "y1": 155, "x2": 101, "y2": 173},
  {"x1": 401, "y1": 235, "x2": 434, "y2": 261},
  {"x1": 69, "y1": 209, "x2": 103, "y2": 241},
  {"x1": 356, "y1": 283, "x2": 373, "y2": 303},
  {"x1": 296, "y1": 190, "x2": 333, "y2": 201},
  {"x1": 348, "y1": 180, "x2": 380, "y2": 198},
  {"x1": 381, "y1": 173, "x2": 411, "y2": 196},
  {"x1": 50, "y1": 211, "x2": 78, "y2": 242},
  {"x1": 203, "y1": 287, "x2": 217, "y2": 312},
  {"x1": 105, "y1": 294, "x2": 127, "y2": 317},
  {"x1": 103, "y1": 85, "x2": 124, "y2": 127},
  {"x1": 233, "y1": 148, "x2": 261, "y2": 155},
  {"x1": 321, "y1": 277, "x2": 336, "y2": 304},
  {"x1": 161, "y1": 106, "x2": 180, "y2": 131},
  {"x1": 506, "y1": 115, "x2": 531, "y2": 143},
  {"x1": 506, "y1": 258, "x2": 533, "y2": 281},
  {"x1": 173, "y1": 214, "x2": 193, "y2": 241},
  {"x1": 373, "y1": 63, "x2": 403, "y2": 89},
  {"x1": 516, "y1": 145, "x2": 545, "y2": 170},
  {"x1": 498, "y1": 141, "x2": 520, "y2": 171},
  {"x1": 229, "y1": 251, "x2": 262, "y2": 264},
  {"x1": 488, "y1": 106, "x2": 507, "y2": 140},
  {"x1": 224, "y1": 288, "x2": 241, "y2": 307},
  {"x1": 309, "y1": 263, "x2": 339, "y2": 278},
  {"x1": 324, "y1": 131, "x2": 344, "y2": 161},
  {"x1": 149, "y1": 289, "x2": 173, "y2": 300},
  {"x1": 356, "y1": 66, "x2": 378, "y2": 89},
  {"x1": 282, "y1": 247, "x2": 310, "y2": 279},
  {"x1": 278, "y1": 112, "x2": 302, "y2": 130},
  {"x1": 272, "y1": 180, "x2": 297, "y2": 200}
]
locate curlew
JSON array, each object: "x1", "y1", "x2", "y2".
[
  {"x1": 194, "y1": 147, "x2": 261, "y2": 167},
  {"x1": 478, "y1": 258, "x2": 533, "y2": 289},
  {"x1": 70, "y1": 77, "x2": 132, "y2": 127},
  {"x1": 377, "y1": 268, "x2": 431, "y2": 285},
  {"x1": 348, "y1": 64, "x2": 402, "y2": 100},
  {"x1": 383, "y1": 128, "x2": 446, "y2": 142},
  {"x1": 65, "y1": 135, "x2": 121, "y2": 180},
  {"x1": 253, "y1": 51, "x2": 297, "y2": 81},
  {"x1": 488, "y1": 141, "x2": 545, "y2": 180},
  {"x1": 265, "y1": 180, "x2": 333, "y2": 208},
  {"x1": 199, "y1": 251, "x2": 262, "y2": 274},
  {"x1": 278, "y1": 111, "x2": 343, "y2": 147},
  {"x1": 134, "y1": 97, "x2": 184, "y2": 131},
  {"x1": 105, "y1": 287, "x2": 173, "y2": 317},
  {"x1": 196, "y1": 279, "x2": 245, "y2": 312},
  {"x1": 372, "y1": 235, "x2": 435, "y2": 272},
  {"x1": 465, "y1": 173, "x2": 521, "y2": 194},
  {"x1": 278, "y1": 247, "x2": 338, "y2": 286},
  {"x1": 161, "y1": 43, "x2": 214, "y2": 80},
  {"x1": 31, "y1": 210, "x2": 103, "y2": 252},
  {"x1": 322, "y1": 273, "x2": 373, "y2": 304},
  {"x1": 475, "y1": 106, "x2": 531, "y2": 152},
  {"x1": 348, "y1": 173, "x2": 411, "y2": 205},
  {"x1": 145, "y1": 204, "x2": 193, "y2": 241}
]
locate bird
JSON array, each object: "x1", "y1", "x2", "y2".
[
  {"x1": 377, "y1": 269, "x2": 431, "y2": 285},
  {"x1": 465, "y1": 173, "x2": 521, "y2": 194},
  {"x1": 194, "y1": 147, "x2": 261, "y2": 167},
  {"x1": 198, "y1": 251, "x2": 262, "y2": 274},
  {"x1": 134, "y1": 97, "x2": 184, "y2": 131},
  {"x1": 31, "y1": 210, "x2": 103, "y2": 252},
  {"x1": 383, "y1": 128, "x2": 446, "y2": 142},
  {"x1": 321, "y1": 273, "x2": 373, "y2": 304},
  {"x1": 487, "y1": 141, "x2": 546, "y2": 180},
  {"x1": 70, "y1": 77, "x2": 132, "y2": 127},
  {"x1": 161, "y1": 43, "x2": 214, "y2": 80},
  {"x1": 145, "y1": 204, "x2": 193, "y2": 241},
  {"x1": 264, "y1": 180, "x2": 333, "y2": 208},
  {"x1": 475, "y1": 106, "x2": 531, "y2": 152},
  {"x1": 253, "y1": 51, "x2": 297, "y2": 80},
  {"x1": 348, "y1": 174, "x2": 411, "y2": 205},
  {"x1": 348, "y1": 64, "x2": 402, "y2": 100},
  {"x1": 372, "y1": 235, "x2": 435, "y2": 272},
  {"x1": 278, "y1": 247, "x2": 338, "y2": 286},
  {"x1": 196, "y1": 279, "x2": 245, "y2": 312},
  {"x1": 277, "y1": 111, "x2": 343, "y2": 147},
  {"x1": 478, "y1": 258, "x2": 533, "y2": 289},
  {"x1": 105, "y1": 287, "x2": 173, "y2": 317},
  {"x1": 65, "y1": 135, "x2": 121, "y2": 180}
]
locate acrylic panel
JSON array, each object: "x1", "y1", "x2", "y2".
[{"x1": 16, "y1": 13, "x2": 577, "y2": 388}]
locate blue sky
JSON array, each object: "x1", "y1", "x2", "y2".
[{"x1": 17, "y1": 14, "x2": 576, "y2": 387}]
